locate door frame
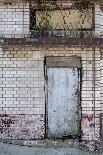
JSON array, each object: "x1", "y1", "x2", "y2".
[{"x1": 44, "y1": 56, "x2": 82, "y2": 139}]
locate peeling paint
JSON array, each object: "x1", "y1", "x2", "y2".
[
  {"x1": 0, "y1": 115, "x2": 45, "y2": 140},
  {"x1": 81, "y1": 114, "x2": 100, "y2": 152}
]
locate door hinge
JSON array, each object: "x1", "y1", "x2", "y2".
[{"x1": 45, "y1": 75, "x2": 48, "y2": 81}]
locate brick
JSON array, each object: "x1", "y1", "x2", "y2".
[{"x1": 0, "y1": 1, "x2": 101, "y2": 151}]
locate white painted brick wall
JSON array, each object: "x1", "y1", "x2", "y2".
[
  {"x1": 0, "y1": 1, "x2": 29, "y2": 38},
  {"x1": 100, "y1": 49, "x2": 103, "y2": 115},
  {"x1": 0, "y1": 46, "x2": 100, "y2": 116},
  {"x1": 95, "y1": 4, "x2": 101, "y2": 37},
  {"x1": 95, "y1": 4, "x2": 103, "y2": 37},
  {"x1": 0, "y1": 46, "x2": 45, "y2": 115}
]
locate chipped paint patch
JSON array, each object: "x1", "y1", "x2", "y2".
[
  {"x1": 81, "y1": 114, "x2": 100, "y2": 152},
  {"x1": 0, "y1": 115, "x2": 45, "y2": 140}
]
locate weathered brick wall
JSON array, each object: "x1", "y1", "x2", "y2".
[
  {"x1": 100, "y1": 48, "x2": 103, "y2": 151},
  {"x1": 0, "y1": 1, "x2": 29, "y2": 38},
  {"x1": 96, "y1": 4, "x2": 103, "y2": 152},
  {"x1": 0, "y1": 0, "x2": 101, "y2": 153},
  {"x1": 95, "y1": 4, "x2": 103, "y2": 37},
  {"x1": 100, "y1": 4, "x2": 103, "y2": 37},
  {"x1": 95, "y1": 4, "x2": 101, "y2": 37},
  {"x1": 0, "y1": 2, "x2": 102, "y2": 38},
  {"x1": 0, "y1": 46, "x2": 45, "y2": 139},
  {"x1": 0, "y1": 46, "x2": 45, "y2": 115},
  {"x1": 0, "y1": 46, "x2": 100, "y2": 152},
  {"x1": 44, "y1": 47, "x2": 100, "y2": 152}
]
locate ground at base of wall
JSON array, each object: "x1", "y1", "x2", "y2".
[
  {"x1": 0, "y1": 139, "x2": 100, "y2": 154},
  {"x1": 0, "y1": 142, "x2": 98, "y2": 155},
  {"x1": 0, "y1": 139, "x2": 80, "y2": 148}
]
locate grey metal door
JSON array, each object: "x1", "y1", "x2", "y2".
[{"x1": 47, "y1": 68, "x2": 80, "y2": 138}]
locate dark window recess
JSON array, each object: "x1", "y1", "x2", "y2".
[{"x1": 30, "y1": 8, "x2": 36, "y2": 30}]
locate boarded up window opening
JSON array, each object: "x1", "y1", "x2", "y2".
[
  {"x1": 36, "y1": 9, "x2": 93, "y2": 30},
  {"x1": 45, "y1": 56, "x2": 81, "y2": 139},
  {"x1": 30, "y1": 1, "x2": 94, "y2": 31}
]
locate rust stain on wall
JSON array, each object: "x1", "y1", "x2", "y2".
[{"x1": 0, "y1": 115, "x2": 45, "y2": 140}]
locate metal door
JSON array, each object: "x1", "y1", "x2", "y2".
[{"x1": 47, "y1": 68, "x2": 80, "y2": 138}]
